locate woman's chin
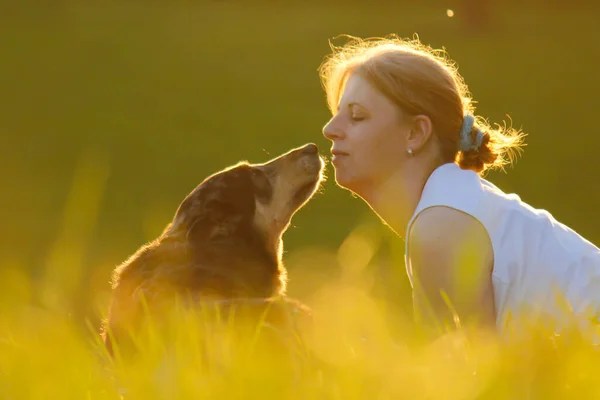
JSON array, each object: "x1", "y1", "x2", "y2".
[{"x1": 334, "y1": 172, "x2": 357, "y2": 192}]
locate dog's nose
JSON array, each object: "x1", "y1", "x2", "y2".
[{"x1": 301, "y1": 143, "x2": 318, "y2": 155}]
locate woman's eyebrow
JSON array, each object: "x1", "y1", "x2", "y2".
[{"x1": 337, "y1": 102, "x2": 366, "y2": 112}]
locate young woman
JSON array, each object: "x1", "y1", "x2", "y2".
[{"x1": 319, "y1": 35, "x2": 600, "y2": 337}]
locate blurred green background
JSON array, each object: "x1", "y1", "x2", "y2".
[{"x1": 1, "y1": 0, "x2": 599, "y2": 333}]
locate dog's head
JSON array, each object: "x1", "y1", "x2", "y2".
[{"x1": 163, "y1": 143, "x2": 325, "y2": 297}]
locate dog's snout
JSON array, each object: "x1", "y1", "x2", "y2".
[{"x1": 301, "y1": 143, "x2": 318, "y2": 155}]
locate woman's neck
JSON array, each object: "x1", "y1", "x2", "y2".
[{"x1": 360, "y1": 162, "x2": 441, "y2": 239}]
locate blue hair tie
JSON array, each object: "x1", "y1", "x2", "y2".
[{"x1": 459, "y1": 114, "x2": 484, "y2": 152}]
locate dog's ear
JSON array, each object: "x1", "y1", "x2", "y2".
[
  {"x1": 249, "y1": 168, "x2": 272, "y2": 203},
  {"x1": 186, "y1": 199, "x2": 245, "y2": 243}
]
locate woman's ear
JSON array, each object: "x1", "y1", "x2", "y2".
[{"x1": 406, "y1": 114, "x2": 434, "y2": 153}]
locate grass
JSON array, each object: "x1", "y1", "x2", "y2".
[{"x1": 2, "y1": 238, "x2": 600, "y2": 399}]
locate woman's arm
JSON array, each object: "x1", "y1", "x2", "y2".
[{"x1": 408, "y1": 206, "x2": 496, "y2": 337}]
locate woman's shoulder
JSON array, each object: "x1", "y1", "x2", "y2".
[
  {"x1": 419, "y1": 163, "x2": 484, "y2": 205},
  {"x1": 409, "y1": 206, "x2": 490, "y2": 250},
  {"x1": 413, "y1": 162, "x2": 521, "y2": 229},
  {"x1": 408, "y1": 205, "x2": 494, "y2": 284}
]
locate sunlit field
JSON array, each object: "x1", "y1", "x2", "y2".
[
  {"x1": 2, "y1": 0, "x2": 600, "y2": 399},
  {"x1": 3, "y1": 221, "x2": 600, "y2": 399}
]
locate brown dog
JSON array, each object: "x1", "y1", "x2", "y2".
[{"x1": 101, "y1": 143, "x2": 325, "y2": 359}]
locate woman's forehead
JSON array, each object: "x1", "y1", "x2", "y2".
[{"x1": 338, "y1": 74, "x2": 394, "y2": 111}]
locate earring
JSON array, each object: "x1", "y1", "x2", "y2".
[{"x1": 407, "y1": 148, "x2": 413, "y2": 156}]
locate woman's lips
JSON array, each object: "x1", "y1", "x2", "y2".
[{"x1": 331, "y1": 151, "x2": 348, "y2": 164}]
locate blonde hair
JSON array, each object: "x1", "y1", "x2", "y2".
[{"x1": 318, "y1": 34, "x2": 526, "y2": 174}]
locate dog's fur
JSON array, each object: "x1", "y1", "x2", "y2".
[{"x1": 101, "y1": 143, "x2": 324, "y2": 357}]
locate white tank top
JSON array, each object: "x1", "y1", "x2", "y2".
[{"x1": 404, "y1": 163, "x2": 600, "y2": 332}]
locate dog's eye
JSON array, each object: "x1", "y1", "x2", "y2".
[{"x1": 250, "y1": 169, "x2": 272, "y2": 202}]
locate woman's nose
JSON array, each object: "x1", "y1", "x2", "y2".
[{"x1": 322, "y1": 118, "x2": 343, "y2": 141}]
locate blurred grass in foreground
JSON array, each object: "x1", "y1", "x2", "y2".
[{"x1": 2, "y1": 243, "x2": 600, "y2": 400}]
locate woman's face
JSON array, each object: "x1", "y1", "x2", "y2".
[{"x1": 323, "y1": 73, "x2": 413, "y2": 196}]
